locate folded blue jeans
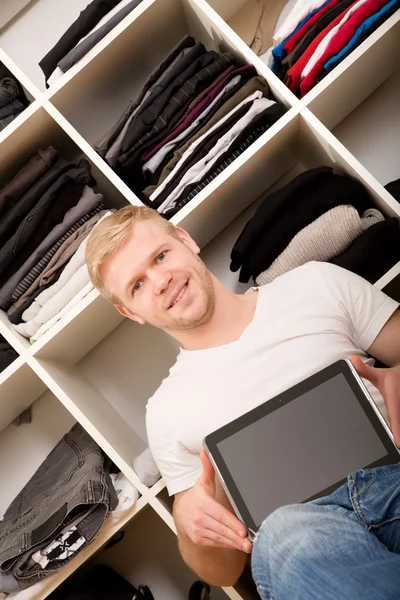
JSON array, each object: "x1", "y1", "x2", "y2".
[{"x1": 252, "y1": 463, "x2": 400, "y2": 600}]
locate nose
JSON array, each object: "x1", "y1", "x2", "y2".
[{"x1": 152, "y1": 270, "x2": 172, "y2": 295}]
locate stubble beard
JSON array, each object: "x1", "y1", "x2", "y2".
[{"x1": 153, "y1": 256, "x2": 216, "y2": 332}]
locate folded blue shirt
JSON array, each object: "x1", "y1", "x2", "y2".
[
  {"x1": 324, "y1": 0, "x2": 400, "y2": 70},
  {"x1": 271, "y1": 0, "x2": 331, "y2": 74}
]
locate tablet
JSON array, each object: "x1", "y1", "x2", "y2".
[{"x1": 203, "y1": 359, "x2": 399, "y2": 540}]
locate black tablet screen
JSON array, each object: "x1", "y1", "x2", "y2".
[{"x1": 217, "y1": 373, "x2": 387, "y2": 529}]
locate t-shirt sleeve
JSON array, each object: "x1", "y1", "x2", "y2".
[
  {"x1": 317, "y1": 262, "x2": 399, "y2": 351},
  {"x1": 146, "y1": 404, "x2": 202, "y2": 496}
]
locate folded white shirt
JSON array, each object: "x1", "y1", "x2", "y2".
[
  {"x1": 273, "y1": 0, "x2": 327, "y2": 46},
  {"x1": 14, "y1": 212, "x2": 112, "y2": 341}
]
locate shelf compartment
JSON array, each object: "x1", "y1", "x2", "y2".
[
  {"x1": 330, "y1": 65, "x2": 400, "y2": 188},
  {"x1": 304, "y1": 10, "x2": 400, "y2": 130},
  {"x1": 84, "y1": 503, "x2": 230, "y2": 600},
  {"x1": 0, "y1": 385, "x2": 147, "y2": 600},
  {"x1": 29, "y1": 354, "x2": 149, "y2": 495},
  {"x1": 48, "y1": 0, "x2": 295, "y2": 150}
]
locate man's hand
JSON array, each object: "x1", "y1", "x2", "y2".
[
  {"x1": 351, "y1": 355, "x2": 400, "y2": 446},
  {"x1": 173, "y1": 450, "x2": 252, "y2": 553}
]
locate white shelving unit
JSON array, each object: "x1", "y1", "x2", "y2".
[{"x1": 0, "y1": 0, "x2": 399, "y2": 598}]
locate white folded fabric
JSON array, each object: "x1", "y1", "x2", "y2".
[
  {"x1": 14, "y1": 211, "x2": 112, "y2": 341},
  {"x1": 157, "y1": 96, "x2": 276, "y2": 214},
  {"x1": 273, "y1": 0, "x2": 327, "y2": 46},
  {"x1": 143, "y1": 74, "x2": 241, "y2": 175},
  {"x1": 150, "y1": 89, "x2": 264, "y2": 203}
]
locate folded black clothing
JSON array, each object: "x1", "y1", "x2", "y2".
[
  {"x1": 231, "y1": 167, "x2": 373, "y2": 283},
  {"x1": 0, "y1": 157, "x2": 71, "y2": 249},
  {"x1": 39, "y1": 0, "x2": 122, "y2": 82},
  {"x1": 331, "y1": 217, "x2": 400, "y2": 284},
  {"x1": 147, "y1": 101, "x2": 252, "y2": 209},
  {"x1": 163, "y1": 102, "x2": 287, "y2": 218},
  {"x1": 0, "y1": 160, "x2": 94, "y2": 287},
  {"x1": 385, "y1": 178, "x2": 400, "y2": 202},
  {"x1": 0, "y1": 336, "x2": 18, "y2": 373},
  {"x1": 49, "y1": 565, "x2": 154, "y2": 600}
]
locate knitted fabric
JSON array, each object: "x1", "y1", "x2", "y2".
[
  {"x1": 230, "y1": 167, "x2": 373, "y2": 283},
  {"x1": 256, "y1": 205, "x2": 383, "y2": 285}
]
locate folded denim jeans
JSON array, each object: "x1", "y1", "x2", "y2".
[{"x1": 0, "y1": 424, "x2": 118, "y2": 593}]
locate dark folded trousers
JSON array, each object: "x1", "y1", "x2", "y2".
[{"x1": 0, "y1": 424, "x2": 118, "y2": 593}]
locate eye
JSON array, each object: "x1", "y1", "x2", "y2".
[
  {"x1": 133, "y1": 281, "x2": 143, "y2": 294},
  {"x1": 157, "y1": 252, "x2": 167, "y2": 262}
]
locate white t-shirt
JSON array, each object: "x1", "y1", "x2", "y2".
[{"x1": 146, "y1": 262, "x2": 399, "y2": 496}]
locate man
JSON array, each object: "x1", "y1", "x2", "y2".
[{"x1": 86, "y1": 205, "x2": 400, "y2": 597}]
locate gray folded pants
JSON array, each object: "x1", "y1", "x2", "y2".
[{"x1": 0, "y1": 424, "x2": 118, "y2": 592}]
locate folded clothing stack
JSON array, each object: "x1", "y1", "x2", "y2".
[
  {"x1": 40, "y1": 0, "x2": 145, "y2": 86},
  {"x1": 0, "y1": 62, "x2": 29, "y2": 131},
  {"x1": 0, "y1": 424, "x2": 117, "y2": 594},
  {"x1": 228, "y1": 0, "x2": 400, "y2": 97},
  {"x1": 231, "y1": 166, "x2": 400, "y2": 284},
  {"x1": 97, "y1": 35, "x2": 287, "y2": 218},
  {"x1": 0, "y1": 148, "x2": 117, "y2": 343}
]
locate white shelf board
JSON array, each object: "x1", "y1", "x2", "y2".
[
  {"x1": 375, "y1": 261, "x2": 400, "y2": 291},
  {"x1": 173, "y1": 107, "x2": 299, "y2": 248},
  {"x1": 43, "y1": 0, "x2": 158, "y2": 101},
  {"x1": 0, "y1": 310, "x2": 30, "y2": 354},
  {"x1": 187, "y1": 0, "x2": 299, "y2": 108},
  {"x1": 0, "y1": 0, "x2": 99, "y2": 91},
  {"x1": 332, "y1": 66, "x2": 400, "y2": 187},
  {"x1": 14, "y1": 493, "x2": 150, "y2": 600},
  {"x1": 300, "y1": 108, "x2": 400, "y2": 218},
  {"x1": 303, "y1": 9, "x2": 400, "y2": 129},
  {"x1": 43, "y1": 101, "x2": 143, "y2": 206},
  {"x1": 45, "y1": 0, "x2": 186, "y2": 147},
  {"x1": 31, "y1": 290, "x2": 124, "y2": 363},
  {"x1": 28, "y1": 355, "x2": 149, "y2": 496}
]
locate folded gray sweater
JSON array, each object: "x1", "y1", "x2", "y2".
[{"x1": 256, "y1": 205, "x2": 384, "y2": 286}]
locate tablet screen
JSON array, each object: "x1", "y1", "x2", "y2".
[{"x1": 216, "y1": 373, "x2": 388, "y2": 529}]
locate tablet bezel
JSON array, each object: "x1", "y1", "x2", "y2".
[{"x1": 203, "y1": 359, "x2": 400, "y2": 537}]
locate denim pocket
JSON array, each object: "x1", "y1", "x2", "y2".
[{"x1": 349, "y1": 464, "x2": 400, "y2": 528}]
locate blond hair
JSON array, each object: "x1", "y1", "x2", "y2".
[{"x1": 86, "y1": 205, "x2": 179, "y2": 304}]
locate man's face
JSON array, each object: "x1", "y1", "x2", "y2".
[{"x1": 100, "y1": 220, "x2": 215, "y2": 332}]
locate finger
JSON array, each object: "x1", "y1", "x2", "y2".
[
  {"x1": 204, "y1": 495, "x2": 247, "y2": 538},
  {"x1": 199, "y1": 450, "x2": 215, "y2": 485},
  {"x1": 385, "y1": 390, "x2": 400, "y2": 448},
  {"x1": 350, "y1": 355, "x2": 382, "y2": 387},
  {"x1": 201, "y1": 529, "x2": 252, "y2": 553},
  {"x1": 200, "y1": 514, "x2": 250, "y2": 551}
]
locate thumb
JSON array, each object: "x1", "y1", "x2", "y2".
[
  {"x1": 199, "y1": 449, "x2": 215, "y2": 486},
  {"x1": 350, "y1": 355, "x2": 381, "y2": 388}
]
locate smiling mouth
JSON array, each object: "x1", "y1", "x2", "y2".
[{"x1": 168, "y1": 282, "x2": 188, "y2": 309}]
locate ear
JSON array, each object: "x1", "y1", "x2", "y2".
[
  {"x1": 175, "y1": 226, "x2": 200, "y2": 255},
  {"x1": 114, "y1": 304, "x2": 146, "y2": 325}
]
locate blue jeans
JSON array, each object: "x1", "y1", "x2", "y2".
[{"x1": 252, "y1": 464, "x2": 400, "y2": 600}]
